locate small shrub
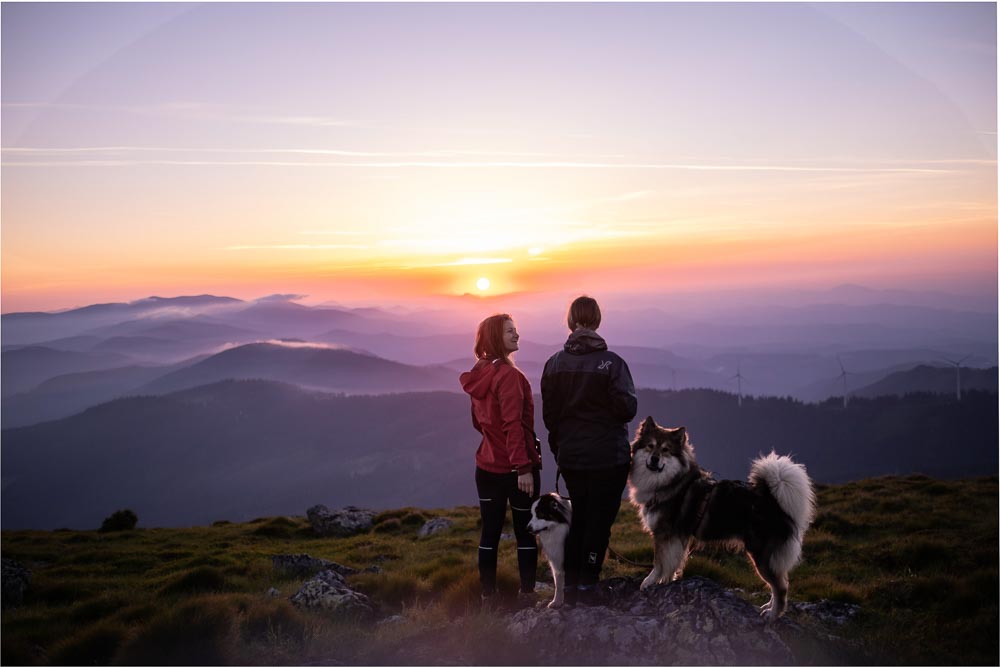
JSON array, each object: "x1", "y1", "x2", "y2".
[
  {"x1": 372, "y1": 508, "x2": 430, "y2": 529},
  {"x1": 373, "y1": 518, "x2": 403, "y2": 534},
  {"x1": 159, "y1": 566, "x2": 229, "y2": 596},
  {"x1": 440, "y1": 570, "x2": 483, "y2": 616},
  {"x1": 239, "y1": 598, "x2": 311, "y2": 646},
  {"x1": 212, "y1": 520, "x2": 232, "y2": 527},
  {"x1": 400, "y1": 512, "x2": 429, "y2": 527},
  {"x1": 112, "y1": 596, "x2": 237, "y2": 665},
  {"x1": 428, "y1": 566, "x2": 465, "y2": 593},
  {"x1": 413, "y1": 555, "x2": 467, "y2": 580},
  {"x1": 250, "y1": 520, "x2": 293, "y2": 539},
  {"x1": 352, "y1": 571, "x2": 427, "y2": 607},
  {"x1": 99, "y1": 509, "x2": 138, "y2": 532},
  {"x1": 49, "y1": 619, "x2": 128, "y2": 665}
]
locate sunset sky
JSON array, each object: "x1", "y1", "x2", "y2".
[{"x1": 2, "y1": 2, "x2": 996, "y2": 313}]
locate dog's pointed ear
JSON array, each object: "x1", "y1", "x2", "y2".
[{"x1": 639, "y1": 416, "x2": 657, "y2": 434}]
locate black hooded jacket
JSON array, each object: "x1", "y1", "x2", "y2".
[{"x1": 541, "y1": 329, "x2": 637, "y2": 470}]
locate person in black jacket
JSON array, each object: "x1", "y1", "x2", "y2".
[{"x1": 541, "y1": 295, "x2": 637, "y2": 605}]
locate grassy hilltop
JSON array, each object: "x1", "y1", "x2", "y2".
[{"x1": 2, "y1": 475, "x2": 997, "y2": 665}]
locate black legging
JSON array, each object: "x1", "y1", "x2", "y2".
[
  {"x1": 561, "y1": 464, "x2": 630, "y2": 587},
  {"x1": 475, "y1": 467, "x2": 541, "y2": 595}
]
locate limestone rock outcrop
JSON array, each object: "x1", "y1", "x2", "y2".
[{"x1": 306, "y1": 505, "x2": 375, "y2": 537}]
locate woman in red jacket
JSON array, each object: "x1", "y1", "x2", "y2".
[{"x1": 460, "y1": 313, "x2": 541, "y2": 603}]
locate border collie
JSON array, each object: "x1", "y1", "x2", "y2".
[{"x1": 527, "y1": 493, "x2": 572, "y2": 608}]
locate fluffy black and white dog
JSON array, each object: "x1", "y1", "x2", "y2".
[
  {"x1": 526, "y1": 493, "x2": 572, "y2": 608},
  {"x1": 627, "y1": 416, "x2": 816, "y2": 620}
]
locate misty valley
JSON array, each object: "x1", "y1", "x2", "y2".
[{"x1": 2, "y1": 290, "x2": 997, "y2": 529}]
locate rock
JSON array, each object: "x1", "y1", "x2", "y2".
[
  {"x1": 377, "y1": 614, "x2": 405, "y2": 627},
  {"x1": 290, "y1": 570, "x2": 374, "y2": 618},
  {"x1": 1, "y1": 558, "x2": 31, "y2": 609},
  {"x1": 272, "y1": 553, "x2": 357, "y2": 578},
  {"x1": 788, "y1": 599, "x2": 861, "y2": 625},
  {"x1": 417, "y1": 517, "x2": 454, "y2": 538},
  {"x1": 508, "y1": 576, "x2": 799, "y2": 665},
  {"x1": 306, "y1": 505, "x2": 375, "y2": 537},
  {"x1": 267, "y1": 587, "x2": 281, "y2": 597}
]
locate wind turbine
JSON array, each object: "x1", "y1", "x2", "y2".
[
  {"x1": 942, "y1": 355, "x2": 972, "y2": 401},
  {"x1": 836, "y1": 356, "x2": 854, "y2": 409},
  {"x1": 665, "y1": 366, "x2": 677, "y2": 392},
  {"x1": 731, "y1": 363, "x2": 747, "y2": 407}
]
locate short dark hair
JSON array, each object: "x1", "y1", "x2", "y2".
[
  {"x1": 567, "y1": 296, "x2": 601, "y2": 331},
  {"x1": 474, "y1": 313, "x2": 513, "y2": 364}
]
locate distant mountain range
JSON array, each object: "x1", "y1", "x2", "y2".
[
  {"x1": 852, "y1": 364, "x2": 998, "y2": 399},
  {"x1": 1, "y1": 347, "x2": 133, "y2": 397},
  {"x1": 2, "y1": 381, "x2": 995, "y2": 529},
  {"x1": 1, "y1": 342, "x2": 458, "y2": 428},
  {"x1": 138, "y1": 342, "x2": 457, "y2": 395},
  {"x1": 2, "y1": 292, "x2": 996, "y2": 429}
]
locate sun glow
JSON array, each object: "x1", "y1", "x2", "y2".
[{"x1": 476, "y1": 277, "x2": 491, "y2": 291}]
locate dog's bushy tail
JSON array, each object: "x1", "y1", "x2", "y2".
[{"x1": 749, "y1": 451, "x2": 816, "y2": 539}]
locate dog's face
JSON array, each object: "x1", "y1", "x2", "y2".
[
  {"x1": 630, "y1": 416, "x2": 692, "y2": 482},
  {"x1": 527, "y1": 493, "x2": 571, "y2": 535}
]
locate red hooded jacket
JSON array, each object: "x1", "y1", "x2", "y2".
[{"x1": 460, "y1": 358, "x2": 541, "y2": 475}]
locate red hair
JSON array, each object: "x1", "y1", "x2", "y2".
[{"x1": 474, "y1": 313, "x2": 513, "y2": 364}]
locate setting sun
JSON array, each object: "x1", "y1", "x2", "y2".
[{"x1": 476, "y1": 277, "x2": 490, "y2": 291}]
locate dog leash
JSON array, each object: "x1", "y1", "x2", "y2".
[{"x1": 607, "y1": 546, "x2": 654, "y2": 569}]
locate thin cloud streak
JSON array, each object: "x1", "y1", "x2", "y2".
[
  {"x1": 1, "y1": 146, "x2": 629, "y2": 159},
  {"x1": 432, "y1": 258, "x2": 514, "y2": 266},
  {"x1": 298, "y1": 230, "x2": 368, "y2": 236},
  {"x1": 225, "y1": 244, "x2": 369, "y2": 250},
  {"x1": 0, "y1": 158, "x2": 959, "y2": 173},
  {"x1": 2, "y1": 101, "x2": 364, "y2": 128},
  {"x1": 4, "y1": 147, "x2": 988, "y2": 172}
]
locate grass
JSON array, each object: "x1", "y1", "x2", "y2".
[{"x1": 1, "y1": 476, "x2": 996, "y2": 665}]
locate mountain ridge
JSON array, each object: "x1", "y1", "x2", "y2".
[{"x1": 3, "y1": 380, "x2": 995, "y2": 529}]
